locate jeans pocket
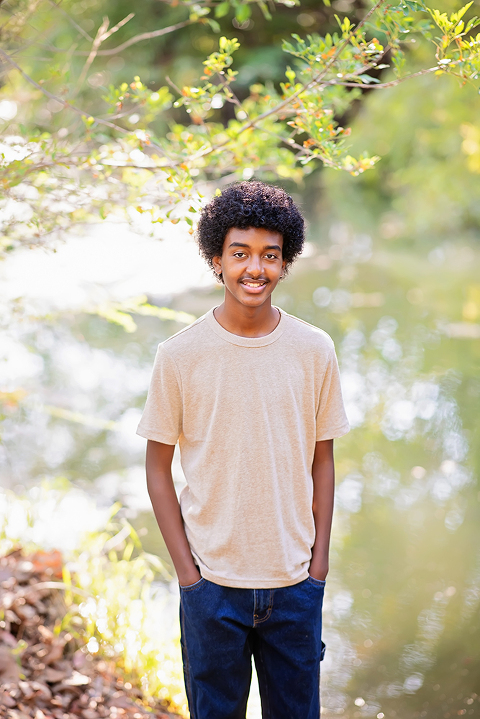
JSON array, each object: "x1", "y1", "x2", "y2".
[
  {"x1": 307, "y1": 575, "x2": 326, "y2": 588},
  {"x1": 179, "y1": 576, "x2": 206, "y2": 592}
]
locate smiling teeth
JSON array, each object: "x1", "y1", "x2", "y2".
[{"x1": 243, "y1": 282, "x2": 264, "y2": 287}]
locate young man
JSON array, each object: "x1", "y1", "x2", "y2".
[{"x1": 137, "y1": 181, "x2": 349, "y2": 719}]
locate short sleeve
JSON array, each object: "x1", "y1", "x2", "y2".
[
  {"x1": 315, "y1": 346, "x2": 350, "y2": 441},
  {"x1": 136, "y1": 344, "x2": 182, "y2": 445}
]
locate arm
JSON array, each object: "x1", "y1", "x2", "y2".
[
  {"x1": 309, "y1": 438, "x2": 335, "y2": 581},
  {"x1": 146, "y1": 439, "x2": 201, "y2": 587}
]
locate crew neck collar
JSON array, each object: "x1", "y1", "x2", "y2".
[{"x1": 206, "y1": 306, "x2": 287, "y2": 347}]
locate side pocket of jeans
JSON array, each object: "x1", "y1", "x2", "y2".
[
  {"x1": 307, "y1": 575, "x2": 326, "y2": 588},
  {"x1": 179, "y1": 576, "x2": 206, "y2": 592}
]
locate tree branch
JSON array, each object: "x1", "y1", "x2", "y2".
[
  {"x1": 156, "y1": 0, "x2": 217, "y2": 6},
  {"x1": 0, "y1": 47, "x2": 169, "y2": 159},
  {"x1": 43, "y1": 19, "x2": 194, "y2": 56},
  {"x1": 242, "y1": 0, "x2": 388, "y2": 131},
  {"x1": 73, "y1": 16, "x2": 110, "y2": 95},
  {"x1": 327, "y1": 63, "x2": 464, "y2": 90},
  {"x1": 46, "y1": 0, "x2": 93, "y2": 42},
  {"x1": 178, "y1": 0, "x2": 389, "y2": 166},
  {"x1": 73, "y1": 13, "x2": 135, "y2": 95},
  {"x1": 95, "y1": 18, "x2": 193, "y2": 56}
]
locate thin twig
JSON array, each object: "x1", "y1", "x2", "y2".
[
  {"x1": 242, "y1": 0, "x2": 388, "y2": 130},
  {"x1": 216, "y1": 75, "x2": 244, "y2": 111},
  {"x1": 0, "y1": 47, "x2": 167, "y2": 159},
  {"x1": 165, "y1": 74, "x2": 183, "y2": 95},
  {"x1": 265, "y1": 128, "x2": 310, "y2": 158},
  {"x1": 73, "y1": 16, "x2": 110, "y2": 95},
  {"x1": 0, "y1": 0, "x2": 43, "y2": 37},
  {"x1": 45, "y1": 19, "x2": 193, "y2": 56},
  {"x1": 0, "y1": 48, "x2": 178, "y2": 160},
  {"x1": 61, "y1": 41, "x2": 78, "y2": 79},
  {"x1": 88, "y1": 19, "x2": 193, "y2": 56},
  {"x1": 47, "y1": 0, "x2": 93, "y2": 42},
  {"x1": 0, "y1": 48, "x2": 123, "y2": 131},
  {"x1": 156, "y1": 0, "x2": 215, "y2": 5},
  {"x1": 181, "y1": 0, "x2": 389, "y2": 166},
  {"x1": 73, "y1": 13, "x2": 134, "y2": 95},
  {"x1": 326, "y1": 64, "x2": 456, "y2": 90}
]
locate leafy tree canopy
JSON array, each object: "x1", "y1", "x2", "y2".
[{"x1": 0, "y1": 0, "x2": 479, "y2": 253}]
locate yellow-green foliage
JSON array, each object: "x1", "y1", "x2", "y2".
[
  {"x1": 0, "y1": 486, "x2": 188, "y2": 717},
  {"x1": 2, "y1": 0, "x2": 479, "y2": 252}
]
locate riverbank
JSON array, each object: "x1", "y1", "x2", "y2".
[{"x1": 0, "y1": 545, "x2": 182, "y2": 719}]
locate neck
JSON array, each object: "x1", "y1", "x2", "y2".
[{"x1": 214, "y1": 291, "x2": 280, "y2": 338}]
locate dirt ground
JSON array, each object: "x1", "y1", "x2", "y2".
[{"x1": 0, "y1": 547, "x2": 181, "y2": 719}]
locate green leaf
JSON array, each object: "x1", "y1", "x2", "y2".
[
  {"x1": 456, "y1": 1, "x2": 473, "y2": 22},
  {"x1": 258, "y1": 2, "x2": 272, "y2": 20},
  {"x1": 285, "y1": 65, "x2": 296, "y2": 82},
  {"x1": 235, "y1": 3, "x2": 251, "y2": 23},
  {"x1": 206, "y1": 18, "x2": 221, "y2": 32},
  {"x1": 282, "y1": 40, "x2": 296, "y2": 54},
  {"x1": 392, "y1": 48, "x2": 406, "y2": 75},
  {"x1": 215, "y1": 1, "x2": 230, "y2": 18},
  {"x1": 465, "y1": 16, "x2": 480, "y2": 33},
  {"x1": 358, "y1": 74, "x2": 380, "y2": 84},
  {"x1": 402, "y1": 0, "x2": 425, "y2": 12}
]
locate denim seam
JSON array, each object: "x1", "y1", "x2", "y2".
[
  {"x1": 253, "y1": 590, "x2": 273, "y2": 626},
  {"x1": 255, "y1": 638, "x2": 271, "y2": 719},
  {"x1": 180, "y1": 602, "x2": 195, "y2": 719},
  {"x1": 317, "y1": 657, "x2": 322, "y2": 712}
]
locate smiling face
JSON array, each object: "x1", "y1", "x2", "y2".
[{"x1": 212, "y1": 227, "x2": 286, "y2": 309}]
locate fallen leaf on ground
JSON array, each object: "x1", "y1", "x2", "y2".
[
  {"x1": 0, "y1": 548, "x2": 182, "y2": 719},
  {"x1": 0, "y1": 646, "x2": 21, "y2": 683}
]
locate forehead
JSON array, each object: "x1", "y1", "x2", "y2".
[{"x1": 224, "y1": 227, "x2": 283, "y2": 249}]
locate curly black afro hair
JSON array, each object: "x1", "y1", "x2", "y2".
[{"x1": 196, "y1": 180, "x2": 305, "y2": 282}]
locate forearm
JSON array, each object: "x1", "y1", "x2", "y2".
[
  {"x1": 309, "y1": 439, "x2": 335, "y2": 580},
  {"x1": 146, "y1": 441, "x2": 199, "y2": 585}
]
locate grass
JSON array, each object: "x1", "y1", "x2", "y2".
[{"x1": 0, "y1": 481, "x2": 188, "y2": 717}]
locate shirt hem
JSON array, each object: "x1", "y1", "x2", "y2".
[
  {"x1": 316, "y1": 423, "x2": 350, "y2": 441},
  {"x1": 136, "y1": 426, "x2": 178, "y2": 445},
  {"x1": 199, "y1": 566, "x2": 309, "y2": 589}
]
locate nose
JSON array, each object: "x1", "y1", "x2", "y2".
[{"x1": 246, "y1": 253, "x2": 264, "y2": 277}]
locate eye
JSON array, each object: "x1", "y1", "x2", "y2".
[
  {"x1": 265, "y1": 253, "x2": 279, "y2": 260},
  {"x1": 233, "y1": 251, "x2": 246, "y2": 258}
]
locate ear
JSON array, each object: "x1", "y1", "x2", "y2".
[
  {"x1": 281, "y1": 259, "x2": 286, "y2": 277},
  {"x1": 212, "y1": 255, "x2": 222, "y2": 275}
]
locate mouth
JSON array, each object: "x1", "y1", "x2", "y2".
[{"x1": 239, "y1": 279, "x2": 268, "y2": 289}]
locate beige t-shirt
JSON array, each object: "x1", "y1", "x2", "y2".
[{"x1": 137, "y1": 307, "x2": 349, "y2": 588}]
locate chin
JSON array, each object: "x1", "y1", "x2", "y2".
[{"x1": 241, "y1": 295, "x2": 272, "y2": 308}]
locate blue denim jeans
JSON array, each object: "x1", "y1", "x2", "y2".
[{"x1": 179, "y1": 576, "x2": 326, "y2": 719}]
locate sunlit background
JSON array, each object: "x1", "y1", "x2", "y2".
[{"x1": 1, "y1": 0, "x2": 480, "y2": 717}]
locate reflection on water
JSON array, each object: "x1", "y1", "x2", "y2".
[{"x1": 1, "y1": 217, "x2": 479, "y2": 718}]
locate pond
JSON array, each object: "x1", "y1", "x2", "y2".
[{"x1": 1, "y1": 195, "x2": 479, "y2": 718}]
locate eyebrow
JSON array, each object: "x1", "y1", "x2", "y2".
[{"x1": 228, "y1": 242, "x2": 282, "y2": 252}]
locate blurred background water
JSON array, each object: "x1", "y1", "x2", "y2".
[
  {"x1": 2, "y1": 0, "x2": 480, "y2": 715},
  {"x1": 1, "y1": 162, "x2": 479, "y2": 716}
]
